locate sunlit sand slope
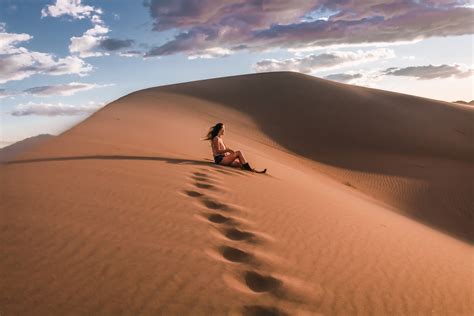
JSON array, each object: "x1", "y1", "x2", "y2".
[{"x1": 1, "y1": 72, "x2": 472, "y2": 315}]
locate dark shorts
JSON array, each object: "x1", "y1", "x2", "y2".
[{"x1": 214, "y1": 155, "x2": 225, "y2": 164}]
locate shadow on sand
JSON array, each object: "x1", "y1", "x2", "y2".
[{"x1": 3, "y1": 155, "x2": 250, "y2": 176}]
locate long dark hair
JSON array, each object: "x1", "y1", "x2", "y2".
[{"x1": 203, "y1": 122, "x2": 223, "y2": 141}]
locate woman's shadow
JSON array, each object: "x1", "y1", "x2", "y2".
[{"x1": 3, "y1": 154, "x2": 248, "y2": 175}]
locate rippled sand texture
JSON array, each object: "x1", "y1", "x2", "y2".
[{"x1": 1, "y1": 72, "x2": 472, "y2": 315}]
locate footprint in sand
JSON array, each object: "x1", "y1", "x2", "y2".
[
  {"x1": 222, "y1": 227, "x2": 257, "y2": 243},
  {"x1": 242, "y1": 305, "x2": 289, "y2": 316},
  {"x1": 219, "y1": 246, "x2": 256, "y2": 264},
  {"x1": 201, "y1": 198, "x2": 231, "y2": 211},
  {"x1": 194, "y1": 182, "x2": 217, "y2": 190},
  {"x1": 193, "y1": 172, "x2": 210, "y2": 177},
  {"x1": 184, "y1": 190, "x2": 204, "y2": 198},
  {"x1": 185, "y1": 169, "x2": 299, "y2": 312},
  {"x1": 192, "y1": 175, "x2": 213, "y2": 182},
  {"x1": 190, "y1": 172, "x2": 217, "y2": 183},
  {"x1": 244, "y1": 270, "x2": 283, "y2": 293},
  {"x1": 206, "y1": 213, "x2": 235, "y2": 224},
  {"x1": 190, "y1": 171, "x2": 220, "y2": 190}
]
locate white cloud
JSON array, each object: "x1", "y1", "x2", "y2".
[
  {"x1": 384, "y1": 64, "x2": 473, "y2": 80},
  {"x1": 0, "y1": 50, "x2": 93, "y2": 84},
  {"x1": 0, "y1": 24, "x2": 93, "y2": 84},
  {"x1": 254, "y1": 48, "x2": 395, "y2": 73},
  {"x1": 90, "y1": 14, "x2": 104, "y2": 25},
  {"x1": 42, "y1": 0, "x2": 133, "y2": 58},
  {"x1": 10, "y1": 100, "x2": 105, "y2": 116},
  {"x1": 69, "y1": 24, "x2": 110, "y2": 57},
  {"x1": 0, "y1": 89, "x2": 21, "y2": 99},
  {"x1": 323, "y1": 70, "x2": 383, "y2": 88},
  {"x1": 1, "y1": 82, "x2": 112, "y2": 98},
  {"x1": 41, "y1": 0, "x2": 101, "y2": 20},
  {"x1": 188, "y1": 47, "x2": 232, "y2": 59},
  {"x1": 41, "y1": 1, "x2": 137, "y2": 59},
  {"x1": 41, "y1": 0, "x2": 108, "y2": 57},
  {"x1": 0, "y1": 30, "x2": 32, "y2": 54},
  {"x1": 118, "y1": 50, "x2": 144, "y2": 58},
  {"x1": 23, "y1": 82, "x2": 113, "y2": 96},
  {"x1": 287, "y1": 39, "x2": 423, "y2": 54},
  {"x1": 324, "y1": 73, "x2": 363, "y2": 83}
]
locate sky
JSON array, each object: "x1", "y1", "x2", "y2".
[{"x1": 1, "y1": 0, "x2": 473, "y2": 147}]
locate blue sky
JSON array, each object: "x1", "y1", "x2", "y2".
[{"x1": 1, "y1": 0, "x2": 473, "y2": 147}]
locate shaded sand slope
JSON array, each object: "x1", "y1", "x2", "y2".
[
  {"x1": 1, "y1": 72, "x2": 472, "y2": 315},
  {"x1": 156, "y1": 72, "x2": 474, "y2": 242},
  {"x1": 0, "y1": 134, "x2": 54, "y2": 163}
]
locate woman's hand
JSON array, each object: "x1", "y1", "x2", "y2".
[{"x1": 226, "y1": 148, "x2": 235, "y2": 154}]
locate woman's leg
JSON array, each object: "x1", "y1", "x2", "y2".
[
  {"x1": 234, "y1": 150, "x2": 248, "y2": 164},
  {"x1": 219, "y1": 151, "x2": 248, "y2": 167},
  {"x1": 219, "y1": 152, "x2": 239, "y2": 166},
  {"x1": 230, "y1": 160, "x2": 242, "y2": 168}
]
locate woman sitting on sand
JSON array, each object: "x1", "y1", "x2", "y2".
[{"x1": 203, "y1": 122, "x2": 254, "y2": 171}]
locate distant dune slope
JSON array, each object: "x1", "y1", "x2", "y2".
[{"x1": 0, "y1": 134, "x2": 54, "y2": 163}]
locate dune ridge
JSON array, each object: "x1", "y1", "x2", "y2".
[
  {"x1": 152, "y1": 72, "x2": 474, "y2": 242},
  {"x1": 1, "y1": 72, "x2": 472, "y2": 315}
]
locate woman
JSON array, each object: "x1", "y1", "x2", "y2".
[{"x1": 203, "y1": 122, "x2": 254, "y2": 171}]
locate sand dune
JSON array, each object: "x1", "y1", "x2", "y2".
[
  {"x1": 1, "y1": 72, "x2": 472, "y2": 315},
  {"x1": 454, "y1": 100, "x2": 474, "y2": 105},
  {"x1": 156, "y1": 72, "x2": 474, "y2": 242},
  {"x1": 0, "y1": 134, "x2": 54, "y2": 163}
]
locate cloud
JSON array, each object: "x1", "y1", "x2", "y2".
[
  {"x1": 0, "y1": 26, "x2": 32, "y2": 54},
  {"x1": 0, "y1": 29, "x2": 93, "y2": 83},
  {"x1": 188, "y1": 47, "x2": 232, "y2": 59},
  {"x1": 322, "y1": 69, "x2": 384, "y2": 88},
  {"x1": 324, "y1": 73, "x2": 363, "y2": 83},
  {"x1": 69, "y1": 24, "x2": 110, "y2": 57},
  {"x1": 143, "y1": 0, "x2": 316, "y2": 32},
  {"x1": 41, "y1": 0, "x2": 102, "y2": 20},
  {"x1": 0, "y1": 23, "x2": 93, "y2": 84},
  {"x1": 252, "y1": 7, "x2": 473, "y2": 51},
  {"x1": 1, "y1": 82, "x2": 112, "y2": 98},
  {"x1": 118, "y1": 50, "x2": 144, "y2": 58},
  {"x1": 99, "y1": 38, "x2": 135, "y2": 51},
  {"x1": 0, "y1": 50, "x2": 93, "y2": 84},
  {"x1": 254, "y1": 48, "x2": 395, "y2": 73},
  {"x1": 384, "y1": 64, "x2": 473, "y2": 79},
  {"x1": 23, "y1": 82, "x2": 113, "y2": 96},
  {"x1": 41, "y1": 1, "x2": 137, "y2": 58},
  {"x1": 0, "y1": 88, "x2": 20, "y2": 99},
  {"x1": 143, "y1": 1, "x2": 474, "y2": 58},
  {"x1": 41, "y1": 1, "x2": 108, "y2": 57},
  {"x1": 10, "y1": 101, "x2": 105, "y2": 116},
  {"x1": 322, "y1": 63, "x2": 474, "y2": 88},
  {"x1": 143, "y1": 0, "x2": 318, "y2": 57}
]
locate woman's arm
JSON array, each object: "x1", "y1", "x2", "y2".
[{"x1": 212, "y1": 137, "x2": 232, "y2": 155}]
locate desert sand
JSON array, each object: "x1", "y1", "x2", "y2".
[
  {"x1": 0, "y1": 134, "x2": 54, "y2": 163},
  {"x1": 1, "y1": 72, "x2": 472, "y2": 315}
]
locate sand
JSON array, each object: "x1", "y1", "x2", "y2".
[
  {"x1": 1, "y1": 72, "x2": 472, "y2": 315},
  {"x1": 0, "y1": 134, "x2": 54, "y2": 163}
]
